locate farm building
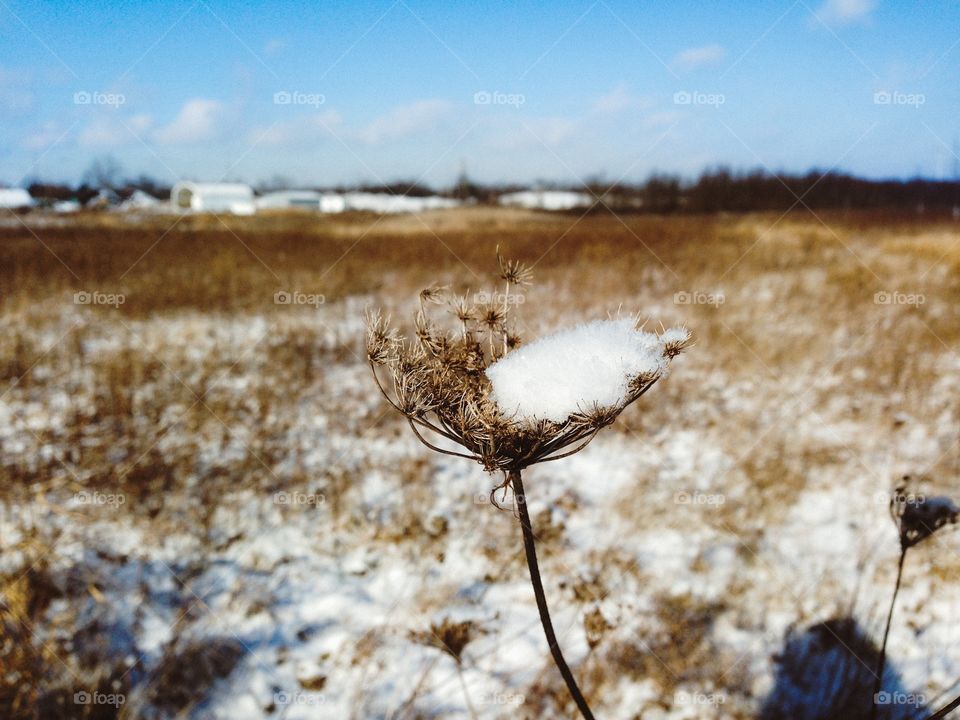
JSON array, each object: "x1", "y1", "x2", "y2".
[
  {"x1": 0, "y1": 187, "x2": 34, "y2": 209},
  {"x1": 341, "y1": 192, "x2": 459, "y2": 213},
  {"x1": 171, "y1": 182, "x2": 255, "y2": 215},
  {"x1": 498, "y1": 189, "x2": 594, "y2": 211},
  {"x1": 255, "y1": 190, "x2": 324, "y2": 211},
  {"x1": 254, "y1": 191, "x2": 351, "y2": 213},
  {"x1": 53, "y1": 199, "x2": 81, "y2": 213},
  {"x1": 86, "y1": 188, "x2": 120, "y2": 210},
  {"x1": 319, "y1": 194, "x2": 347, "y2": 213},
  {"x1": 118, "y1": 189, "x2": 162, "y2": 211}
]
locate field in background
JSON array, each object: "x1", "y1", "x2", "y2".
[{"x1": 1, "y1": 207, "x2": 960, "y2": 719}]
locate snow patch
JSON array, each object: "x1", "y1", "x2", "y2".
[{"x1": 485, "y1": 319, "x2": 668, "y2": 423}]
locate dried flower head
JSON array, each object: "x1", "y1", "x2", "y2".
[
  {"x1": 409, "y1": 618, "x2": 480, "y2": 665},
  {"x1": 367, "y1": 253, "x2": 691, "y2": 474},
  {"x1": 419, "y1": 284, "x2": 448, "y2": 306},
  {"x1": 450, "y1": 295, "x2": 476, "y2": 324},
  {"x1": 890, "y1": 478, "x2": 959, "y2": 549},
  {"x1": 367, "y1": 252, "x2": 692, "y2": 720},
  {"x1": 497, "y1": 245, "x2": 533, "y2": 286}
]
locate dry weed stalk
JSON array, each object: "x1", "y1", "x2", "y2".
[
  {"x1": 366, "y1": 250, "x2": 690, "y2": 720},
  {"x1": 871, "y1": 480, "x2": 959, "y2": 720}
]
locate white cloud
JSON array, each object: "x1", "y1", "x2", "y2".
[
  {"x1": 592, "y1": 84, "x2": 646, "y2": 114},
  {"x1": 642, "y1": 110, "x2": 683, "y2": 128},
  {"x1": 253, "y1": 110, "x2": 343, "y2": 146},
  {"x1": 357, "y1": 99, "x2": 452, "y2": 144},
  {"x1": 531, "y1": 117, "x2": 578, "y2": 145},
  {"x1": 671, "y1": 44, "x2": 726, "y2": 72},
  {"x1": 79, "y1": 114, "x2": 153, "y2": 148},
  {"x1": 24, "y1": 121, "x2": 64, "y2": 150},
  {"x1": 490, "y1": 116, "x2": 579, "y2": 150},
  {"x1": 813, "y1": 0, "x2": 876, "y2": 26},
  {"x1": 129, "y1": 114, "x2": 153, "y2": 134},
  {"x1": 153, "y1": 98, "x2": 222, "y2": 144},
  {"x1": 264, "y1": 38, "x2": 287, "y2": 56},
  {"x1": 0, "y1": 66, "x2": 34, "y2": 115},
  {"x1": 79, "y1": 118, "x2": 124, "y2": 147}
]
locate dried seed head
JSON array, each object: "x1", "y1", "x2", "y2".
[
  {"x1": 480, "y1": 305, "x2": 506, "y2": 331},
  {"x1": 450, "y1": 295, "x2": 476, "y2": 324},
  {"x1": 660, "y1": 326, "x2": 693, "y2": 359},
  {"x1": 366, "y1": 252, "x2": 689, "y2": 475},
  {"x1": 497, "y1": 246, "x2": 533, "y2": 286},
  {"x1": 890, "y1": 480, "x2": 959, "y2": 549},
  {"x1": 414, "y1": 309, "x2": 444, "y2": 355},
  {"x1": 419, "y1": 284, "x2": 448, "y2": 306},
  {"x1": 627, "y1": 369, "x2": 660, "y2": 397},
  {"x1": 577, "y1": 404, "x2": 621, "y2": 430},
  {"x1": 410, "y1": 619, "x2": 479, "y2": 665},
  {"x1": 365, "y1": 310, "x2": 399, "y2": 365}
]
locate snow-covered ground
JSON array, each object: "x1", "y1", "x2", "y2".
[{"x1": 2, "y1": 214, "x2": 959, "y2": 719}]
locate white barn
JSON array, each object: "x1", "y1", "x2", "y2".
[
  {"x1": 254, "y1": 191, "x2": 351, "y2": 213},
  {"x1": 171, "y1": 182, "x2": 255, "y2": 215},
  {"x1": 498, "y1": 190, "x2": 593, "y2": 211},
  {"x1": 341, "y1": 192, "x2": 459, "y2": 213},
  {"x1": 255, "y1": 190, "x2": 323, "y2": 211},
  {"x1": 0, "y1": 188, "x2": 34, "y2": 210}
]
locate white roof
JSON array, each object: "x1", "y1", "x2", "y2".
[
  {"x1": 341, "y1": 192, "x2": 460, "y2": 213},
  {"x1": 0, "y1": 188, "x2": 34, "y2": 208},
  {"x1": 498, "y1": 190, "x2": 593, "y2": 211},
  {"x1": 255, "y1": 190, "x2": 322, "y2": 208},
  {"x1": 119, "y1": 190, "x2": 161, "y2": 210}
]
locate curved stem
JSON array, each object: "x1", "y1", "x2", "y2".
[
  {"x1": 407, "y1": 420, "x2": 478, "y2": 461},
  {"x1": 536, "y1": 432, "x2": 600, "y2": 464},
  {"x1": 510, "y1": 469, "x2": 597, "y2": 720},
  {"x1": 923, "y1": 694, "x2": 960, "y2": 720},
  {"x1": 871, "y1": 548, "x2": 907, "y2": 720}
]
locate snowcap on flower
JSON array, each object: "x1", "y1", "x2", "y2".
[{"x1": 366, "y1": 249, "x2": 691, "y2": 476}]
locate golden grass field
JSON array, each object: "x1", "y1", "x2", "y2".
[{"x1": 1, "y1": 207, "x2": 959, "y2": 719}]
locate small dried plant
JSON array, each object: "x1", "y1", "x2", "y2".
[
  {"x1": 871, "y1": 479, "x2": 959, "y2": 720},
  {"x1": 366, "y1": 249, "x2": 691, "y2": 720}
]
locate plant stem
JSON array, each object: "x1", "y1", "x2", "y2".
[
  {"x1": 922, "y1": 694, "x2": 960, "y2": 719},
  {"x1": 510, "y1": 469, "x2": 597, "y2": 720},
  {"x1": 456, "y1": 663, "x2": 479, "y2": 720},
  {"x1": 870, "y1": 548, "x2": 907, "y2": 720}
]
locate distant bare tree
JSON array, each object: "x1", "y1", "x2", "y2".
[{"x1": 82, "y1": 156, "x2": 123, "y2": 190}]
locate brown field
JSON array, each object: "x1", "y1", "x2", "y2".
[{"x1": 1, "y1": 207, "x2": 959, "y2": 719}]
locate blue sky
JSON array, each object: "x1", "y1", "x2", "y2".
[{"x1": 1, "y1": 0, "x2": 958, "y2": 187}]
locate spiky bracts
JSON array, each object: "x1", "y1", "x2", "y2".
[{"x1": 366, "y1": 252, "x2": 690, "y2": 473}]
